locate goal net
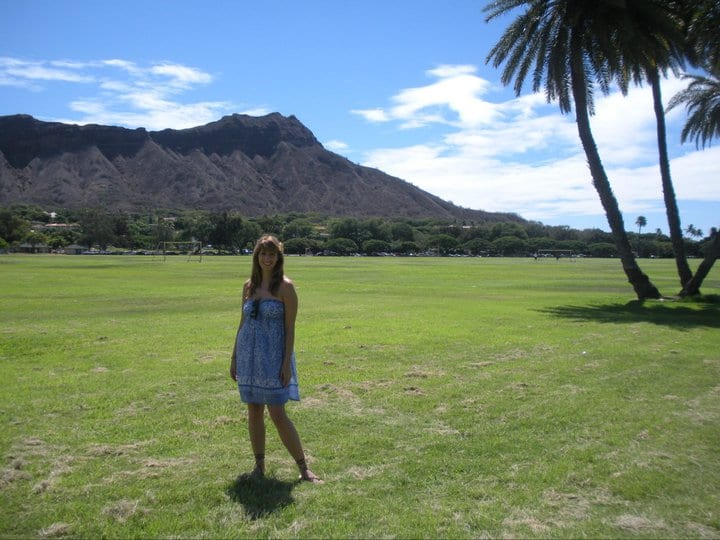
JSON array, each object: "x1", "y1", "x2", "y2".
[
  {"x1": 536, "y1": 249, "x2": 575, "y2": 260},
  {"x1": 154, "y1": 241, "x2": 203, "y2": 262}
]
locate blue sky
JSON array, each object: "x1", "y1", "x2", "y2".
[{"x1": 2, "y1": 0, "x2": 718, "y2": 236}]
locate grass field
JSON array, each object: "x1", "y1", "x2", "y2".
[{"x1": 1, "y1": 254, "x2": 719, "y2": 538}]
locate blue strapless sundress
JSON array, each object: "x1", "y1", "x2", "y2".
[{"x1": 235, "y1": 298, "x2": 299, "y2": 405}]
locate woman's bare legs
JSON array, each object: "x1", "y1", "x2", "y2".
[
  {"x1": 268, "y1": 404, "x2": 322, "y2": 483},
  {"x1": 247, "y1": 403, "x2": 266, "y2": 476}
]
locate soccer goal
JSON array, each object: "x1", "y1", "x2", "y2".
[
  {"x1": 536, "y1": 249, "x2": 575, "y2": 261},
  {"x1": 154, "y1": 241, "x2": 203, "y2": 262}
]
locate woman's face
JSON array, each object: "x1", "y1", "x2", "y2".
[{"x1": 258, "y1": 248, "x2": 279, "y2": 270}]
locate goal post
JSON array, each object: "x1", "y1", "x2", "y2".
[
  {"x1": 154, "y1": 240, "x2": 203, "y2": 262},
  {"x1": 536, "y1": 249, "x2": 575, "y2": 260}
]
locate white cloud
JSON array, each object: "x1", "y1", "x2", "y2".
[
  {"x1": 353, "y1": 64, "x2": 497, "y2": 129},
  {"x1": 351, "y1": 108, "x2": 389, "y2": 122},
  {"x1": 0, "y1": 58, "x2": 94, "y2": 84},
  {"x1": 356, "y1": 64, "x2": 720, "y2": 228},
  {"x1": 150, "y1": 63, "x2": 213, "y2": 88},
  {"x1": 239, "y1": 106, "x2": 273, "y2": 117},
  {"x1": 0, "y1": 56, "x2": 238, "y2": 129},
  {"x1": 324, "y1": 139, "x2": 349, "y2": 152}
]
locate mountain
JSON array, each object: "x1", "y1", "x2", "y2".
[{"x1": 0, "y1": 113, "x2": 522, "y2": 222}]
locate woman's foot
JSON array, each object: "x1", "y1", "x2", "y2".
[
  {"x1": 299, "y1": 469, "x2": 323, "y2": 483},
  {"x1": 296, "y1": 458, "x2": 323, "y2": 483}
]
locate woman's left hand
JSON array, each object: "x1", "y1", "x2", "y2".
[{"x1": 279, "y1": 360, "x2": 292, "y2": 387}]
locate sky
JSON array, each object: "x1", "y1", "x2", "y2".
[{"x1": 1, "y1": 0, "x2": 718, "y2": 236}]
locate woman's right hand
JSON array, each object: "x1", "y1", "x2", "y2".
[{"x1": 230, "y1": 354, "x2": 237, "y2": 382}]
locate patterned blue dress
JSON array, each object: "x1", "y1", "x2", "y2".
[{"x1": 235, "y1": 298, "x2": 299, "y2": 405}]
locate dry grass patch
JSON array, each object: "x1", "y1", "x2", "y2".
[
  {"x1": 38, "y1": 522, "x2": 73, "y2": 538},
  {"x1": 615, "y1": 513, "x2": 667, "y2": 533},
  {"x1": 102, "y1": 498, "x2": 148, "y2": 523}
]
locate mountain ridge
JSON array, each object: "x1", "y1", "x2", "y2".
[{"x1": 0, "y1": 113, "x2": 523, "y2": 222}]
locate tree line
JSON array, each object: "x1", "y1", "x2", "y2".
[{"x1": 1, "y1": 204, "x2": 713, "y2": 259}]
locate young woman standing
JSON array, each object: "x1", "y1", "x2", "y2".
[{"x1": 230, "y1": 235, "x2": 321, "y2": 483}]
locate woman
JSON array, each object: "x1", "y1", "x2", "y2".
[{"x1": 230, "y1": 235, "x2": 321, "y2": 483}]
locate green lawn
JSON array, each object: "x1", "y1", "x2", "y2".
[{"x1": 1, "y1": 254, "x2": 718, "y2": 538}]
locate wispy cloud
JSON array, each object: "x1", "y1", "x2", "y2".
[
  {"x1": 0, "y1": 57, "x2": 237, "y2": 129},
  {"x1": 353, "y1": 64, "x2": 720, "y2": 225},
  {"x1": 324, "y1": 139, "x2": 349, "y2": 152}
]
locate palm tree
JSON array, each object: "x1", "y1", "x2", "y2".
[
  {"x1": 484, "y1": 0, "x2": 660, "y2": 299},
  {"x1": 665, "y1": 0, "x2": 720, "y2": 297},
  {"x1": 685, "y1": 224, "x2": 703, "y2": 240},
  {"x1": 636, "y1": 216, "x2": 647, "y2": 235},
  {"x1": 592, "y1": 1, "x2": 692, "y2": 287},
  {"x1": 667, "y1": 70, "x2": 720, "y2": 149}
]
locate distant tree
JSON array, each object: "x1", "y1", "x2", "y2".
[
  {"x1": 283, "y1": 218, "x2": 315, "y2": 240},
  {"x1": 492, "y1": 235, "x2": 527, "y2": 256},
  {"x1": 636, "y1": 216, "x2": 647, "y2": 235},
  {"x1": 325, "y1": 238, "x2": 357, "y2": 255},
  {"x1": 463, "y1": 238, "x2": 491, "y2": 256},
  {"x1": 362, "y1": 239, "x2": 391, "y2": 255},
  {"x1": 24, "y1": 231, "x2": 48, "y2": 252},
  {"x1": 210, "y1": 213, "x2": 260, "y2": 252},
  {"x1": 283, "y1": 237, "x2": 322, "y2": 255},
  {"x1": 0, "y1": 209, "x2": 30, "y2": 244},
  {"x1": 395, "y1": 241, "x2": 421, "y2": 255},
  {"x1": 47, "y1": 235, "x2": 67, "y2": 250},
  {"x1": 180, "y1": 212, "x2": 215, "y2": 245},
  {"x1": 155, "y1": 218, "x2": 176, "y2": 246},
  {"x1": 490, "y1": 222, "x2": 528, "y2": 240},
  {"x1": 329, "y1": 218, "x2": 366, "y2": 246},
  {"x1": 428, "y1": 234, "x2": 459, "y2": 256},
  {"x1": 685, "y1": 224, "x2": 703, "y2": 239},
  {"x1": 390, "y1": 222, "x2": 415, "y2": 242},
  {"x1": 78, "y1": 208, "x2": 115, "y2": 250},
  {"x1": 587, "y1": 242, "x2": 618, "y2": 258}
]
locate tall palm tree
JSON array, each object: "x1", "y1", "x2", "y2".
[
  {"x1": 666, "y1": 0, "x2": 720, "y2": 296},
  {"x1": 668, "y1": 70, "x2": 720, "y2": 149},
  {"x1": 636, "y1": 216, "x2": 647, "y2": 235},
  {"x1": 484, "y1": 0, "x2": 660, "y2": 299}
]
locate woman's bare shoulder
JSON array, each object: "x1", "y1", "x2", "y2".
[
  {"x1": 280, "y1": 276, "x2": 295, "y2": 289},
  {"x1": 278, "y1": 276, "x2": 296, "y2": 296}
]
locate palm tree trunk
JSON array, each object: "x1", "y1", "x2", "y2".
[
  {"x1": 648, "y1": 68, "x2": 694, "y2": 287},
  {"x1": 680, "y1": 230, "x2": 720, "y2": 297},
  {"x1": 570, "y1": 51, "x2": 661, "y2": 299}
]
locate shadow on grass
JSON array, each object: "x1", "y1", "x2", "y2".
[
  {"x1": 539, "y1": 296, "x2": 720, "y2": 330},
  {"x1": 226, "y1": 474, "x2": 296, "y2": 520}
]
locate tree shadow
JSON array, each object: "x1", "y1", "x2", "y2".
[
  {"x1": 226, "y1": 474, "x2": 296, "y2": 520},
  {"x1": 538, "y1": 296, "x2": 720, "y2": 330}
]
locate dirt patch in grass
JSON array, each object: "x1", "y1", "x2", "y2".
[
  {"x1": 468, "y1": 361, "x2": 495, "y2": 368},
  {"x1": 32, "y1": 455, "x2": 75, "y2": 493},
  {"x1": 404, "y1": 365, "x2": 445, "y2": 379},
  {"x1": 615, "y1": 514, "x2": 667, "y2": 532},
  {"x1": 502, "y1": 512, "x2": 550, "y2": 535},
  {"x1": 116, "y1": 400, "x2": 152, "y2": 416},
  {"x1": 38, "y1": 522, "x2": 73, "y2": 538},
  {"x1": 1, "y1": 467, "x2": 32, "y2": 486},
  {"x1": 102, "y1": 499, "x2": 148, "y2": 523},
  {"x1": 86, "y1": 441, "x2": 150, "y2": 457}
]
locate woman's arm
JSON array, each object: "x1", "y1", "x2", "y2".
[{"x1": 279, "y1": 278, "x2": 298, "y2": 387}]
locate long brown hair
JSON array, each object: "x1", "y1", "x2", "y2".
[{"x1": 248, "y1": 235, "x2": 285, "y2": 298}]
